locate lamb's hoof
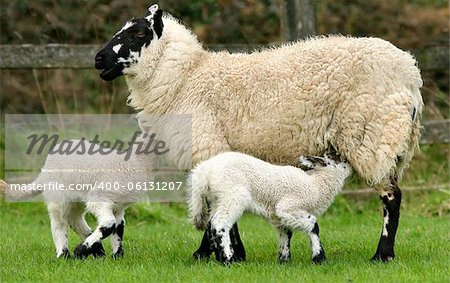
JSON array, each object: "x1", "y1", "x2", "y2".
[
  {"x1": 74, "y1": 244, "x2": 90, "y2": 260},
  {"x1": 57, "y1": 248, "x2": 71, "y2": 259},
  {"x1": 216, "y1": 251, "x2": 233, "y2": 266},
  {"x1": 90, "y1": 242, "x2": 106, "y2": 258},
  {"x1": 312, "y1": 250, "x2": 326, "y2": 264},
  {"x1": 278, "y1": 254, "x2": 291, "y2": 264},
  {"x1": 230, "y1": 252, "x2": 245, "y2": 262},
  {"x1": 112, "y1": 247, "x2": 124, "y2": 259},
  {"x1": 193, "y1": 250, "x2": 210, "y2": 261},
  {"x1": 231, "y1": 247, "x2": 246, "y2": 262},
  {"x1": 371, "y1": 252, "x2": 395, "y2": 262}
]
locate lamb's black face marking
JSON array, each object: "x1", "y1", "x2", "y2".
[{"x1": 95, "y1": 4, "x2": 164, "y2": 81}]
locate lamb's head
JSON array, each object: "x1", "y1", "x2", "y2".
[
  {"x1": 95, "y1": 4, "x2": 164, "y2": 81},
  {"x1": 299, "y1": 154, "x2": 353, "y2": 178}
]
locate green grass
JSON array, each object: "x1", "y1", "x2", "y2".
[{"x1": 1, "y1": 191, "x2": 449, "y2": 283}]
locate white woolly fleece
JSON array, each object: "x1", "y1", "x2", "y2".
[
  {"x1": 124, "y1": 15, "x2": 423, "y2": 187},
  {"x1": 187, "y1": 152, "x2": 353, "y2": 230}
]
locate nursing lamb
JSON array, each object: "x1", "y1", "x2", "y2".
[{"x1": 188, "y1": 152, "x2": 353, "y2": 264}]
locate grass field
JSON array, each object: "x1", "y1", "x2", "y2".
[{"x1": 1, "y1": 189, "x2": 449, "y2": 283}]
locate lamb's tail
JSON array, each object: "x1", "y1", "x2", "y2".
[
  {"x1": 0, "y1": 179, "x2": 43, "y2": 201},
  {"x1": 187, "y1": 167, "x2": 210, "y2": 230}
]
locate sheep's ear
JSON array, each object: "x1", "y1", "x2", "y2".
[
  {"x1": 144, "y1": 4, "x2": 164, "y2": 38},
  {"x1": 145, "y1": 4, "x2": 159, "y2": 17}
]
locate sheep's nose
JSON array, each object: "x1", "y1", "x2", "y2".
[{"x1": 95, "y1": 52, "x2": 106, "y2": 69}]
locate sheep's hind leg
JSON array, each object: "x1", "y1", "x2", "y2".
[
  {"x1": 111, "y1": 209, "x2": 125, "y2": 259},
  {"x1": 276, "y1": 227, "x2": 293, "y2": 263},
  {"x1": 277, "y1": 205, "x2": 326, "y2": 264},
  {"x1": 371, "y1": 176, "x2": 402, "y2": 262},
  {"x1": 48, "y1": 203, "x2": 70, "y2": 259},
  {"x1": 74, "y1": 202, "x2": 115, "y2": 259}
]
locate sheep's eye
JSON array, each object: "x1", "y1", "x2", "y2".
[{"x1": 136, "y1": 32, "x2": 146, "y2": 38}]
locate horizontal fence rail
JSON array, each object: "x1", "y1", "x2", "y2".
[{"x1": 0, "y1": 44, "x2": 448, "y2": 70}]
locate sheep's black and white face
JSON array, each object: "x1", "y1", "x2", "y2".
[{"x1": 95, "y1": 4, "x2": 164, "y2": 81}]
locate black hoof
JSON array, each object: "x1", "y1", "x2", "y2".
[
  {"x1": 91, "y1": 242, "x2": 106, "y2": 258},
  {"x1": 193, "y1": 250, "x2": 210, "y2": 261},
  {"x1": 216, "y1": 251, "x2": 233, "y2": 266},
  {"x1": 232, "y1": 249, "x2": 246, "y2": 262},
  {"x1": 58, "y1": 248, "x2": 71, "y2": 259},
  {"x1": 230, "y1": 252, "x2": 245, "y2": 263},
  {"x1": 278, "y1": 254, "x2": 291, "y2": 264},
  {"x1": 74, "y1": 244, "x2": 90, "y2": 260},
  {"x1": 312, "y1": 250, "x2": 326, "y2": 264},
  {"x1": 112, "y1": 247, "x2": 124, "y2": 259},
  {"x1": 371, "y1": 252, "x2": 395, "y2": 262}
]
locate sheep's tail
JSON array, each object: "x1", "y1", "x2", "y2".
[
  {"x1": 0, "y1": 179, "x2": 43, "y2": 201},
  {"x1": 187, "y1": 167, "x2": 210, "y2": 230}
]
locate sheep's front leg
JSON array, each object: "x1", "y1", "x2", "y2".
[
  {"x1": 48, "y1": 203, "x2": 70, "y2": 259},
  {"x1": 74, "y1": 202, "x2": 115, "y2": 259},
  {"x1": 111, "y1": 209, "x2": 125, "y2": 259},
  {"x1": 276, "y1": 228, "x2": 293, "y2": 263},
  {"x1": 371, "y1": 177, "x2": 402, "y2": 262}
]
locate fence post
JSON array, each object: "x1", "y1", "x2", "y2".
[{"x1": 278, "y1": 0, "x2": 316, "y2": 41}]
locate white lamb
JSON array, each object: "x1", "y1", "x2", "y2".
[
  {"x1": 187, "y1": 151, "x2": 353, "y2": 264},
  {"x1": 4, "y1": 131, "x2": 157, "y2": 259}
]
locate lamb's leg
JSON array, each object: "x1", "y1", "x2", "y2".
[
  {"x1": 210, "y1": 202, "x2": 246, "y2": 265},
  {"x1": 69, "y1": 215, "x2": 92, "y2": 240},
  {"x1": 276, "y1": 227, "x2": 293, "y2": 263},
  {"x1": 193, "y1": 222, "x2": 214, "y2": 260},
  {"x1": 193, "y1": 222, "x2": 245, "y2": 261},
  {"x1": 111, "y1": 209, "x2": 125, "y2": 259},
  {"x1": 371, "y1": 177, "x2": 402, "y2": 262},
  {"x1": 68, "y1": 203, "x2": 92, "y2": 240},
  {"x1": 276, "y1": 205, "x2": 326, "y2": 264},
  {"x1": 229, "y1": 223, "x2": 246, "y2": 262},
  {"x1": 74, "y1": 202, "x2": 115, "y2": 259},
  {"x1": 47, "y1": 203, "x2": 70, "y2": 259}
]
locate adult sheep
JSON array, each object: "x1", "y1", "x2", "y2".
[{"x1": 94, "y1": 4, "x2": 423, "y2": 262}]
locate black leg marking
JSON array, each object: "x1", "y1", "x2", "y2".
[
  {"x1": 371, "y1": 177, "x2": 402, "y2": 262},
  {"x1": 310, "y1": 222, "x2": 326, "y2": 264},
  {"x1": 193, "y1": 222, "x2": 214, "y2": 260},
  {"x1": 73, "y1": 243, "x2": 90, "y2": 260},
  {"x1": 211, "y1": 227, "x2": 233, "y2": 265},
  {"x1": 112, "y1": 220, "x2": 125, "y2": 259},
  {"x1": 74, "y1": 241, "x2": 105, "y2": 259},
  {"x1": 61, "y1": 247, "x2": 71, "y2": 259},
  {"x1": 277, "y1": 229, "x2": 292, "y2": 263},
  {"x1": 90, "y1": 242, "x2": 106, "y2": 258},
  {"x1": 100, "y1": 223, "x2": 116, "y2": 240},
  {"x1": 230, "y1": 223, "x2": 246, "y2": 262}
]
